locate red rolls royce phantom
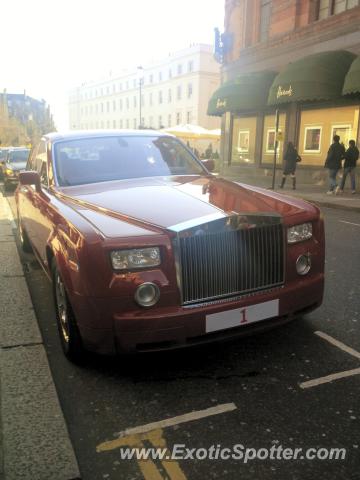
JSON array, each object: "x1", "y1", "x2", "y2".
[{"x1": 15, "y1": 131, "x2": 325, "y2": 361}]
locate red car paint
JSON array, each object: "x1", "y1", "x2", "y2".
[{"x1": 16, "y1": 131, "x2": 325, "y2": 354}]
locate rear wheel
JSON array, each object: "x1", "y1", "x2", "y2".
[{"x1": 52, "y1": 259, "x2": 85, "y2": 363}]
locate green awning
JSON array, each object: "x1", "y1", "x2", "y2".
[
  {"x1": 268, "y1": 50, "x2": 356, "y2": 105},
  {"x1": 207, "y1": 71, "x2": 276, "y2": 116},
  {"x1": 343, "y1": 56, "x2": 360, "y2": 95}
]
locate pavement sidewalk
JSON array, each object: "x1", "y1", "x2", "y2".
[
  {"x1": 0, "y1": 192, "x2": 80, "y2": 480},
  {"x1": 224, "y1": 173, "x2": 360, "y2": 212}
]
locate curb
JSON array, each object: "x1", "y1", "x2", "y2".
[{"x1": 0, "y1": 192, "x2": 81, "y2": 480}]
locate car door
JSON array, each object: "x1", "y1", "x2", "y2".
[
  {"x1": 18, "y1": 144, "x2": 39, "y2": 242},
  {"x1": 30, "y1": 141, "x2": 56, "y2": 265}
]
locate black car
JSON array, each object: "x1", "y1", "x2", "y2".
[{"x1": 3, "y1": 148, "x2": 30, "y2": 191}]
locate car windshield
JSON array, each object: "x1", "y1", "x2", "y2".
[
  {"x1": 8, "y1": 150, "x2": 29, "y2": 163},
  {"x1": 53, "y1": 135, "x2": 206, "y2": 186}
]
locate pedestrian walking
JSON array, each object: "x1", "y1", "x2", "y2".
[
  {"x1": 336, "y1": 139, "x2": 359, "y2": 194},
  {"x1": 279, "y1": 142, "x2": 301, "y2": 190},
  {"x1": 324, "y1": 135, "x2": 345, "y2": 194}
]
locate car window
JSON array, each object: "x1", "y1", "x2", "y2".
[
  {"x1": 35, "y1": 141, "x2": 48, "y2": 186},
  {"x1": 53, "y1": 135, "x2": 205, "y2": 187}
]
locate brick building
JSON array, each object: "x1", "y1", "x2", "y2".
[{"x1": 209, "y1": 0, "x2": 360, "y2": 184}]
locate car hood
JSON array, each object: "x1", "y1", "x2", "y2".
[{"x1": 56, "y1": 176, "x2": 315, "y2": 236}]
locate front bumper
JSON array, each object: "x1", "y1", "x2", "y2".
[{"x1": 73, "y1": 273, "x2": 324, "y2": 355}]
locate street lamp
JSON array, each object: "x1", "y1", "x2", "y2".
[{"x1": 137, "y1": 66, "x2": 143, "y2": 128}]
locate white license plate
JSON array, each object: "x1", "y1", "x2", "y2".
[{"x1": 206, "y1": 299, "x2": 279, "y2": 333}]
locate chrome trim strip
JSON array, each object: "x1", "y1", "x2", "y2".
[{"x1": 168, "y1": 212, "x2": 227, "y2": 233}]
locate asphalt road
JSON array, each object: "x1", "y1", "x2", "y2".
[{"x1": 4, "y1": 187, "x2": 360, "y2": 480}]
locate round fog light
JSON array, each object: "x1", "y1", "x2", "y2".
[
  {"x1": 296, "y1": 254, "x2": 311, "y2": 275},
  {"x1": 135, "y1": 282, "x2": 160, "y2": 307}
]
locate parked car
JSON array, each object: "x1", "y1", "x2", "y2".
[
  {"x1": 16, "y1": 131, "x2": 325, "y2": 362},
  {"x1": 0, "y1": 147, "x2": 10, "y2": 180},
  {"x1": 3, "y1": 147, "x2": 30, "y2": 191}
]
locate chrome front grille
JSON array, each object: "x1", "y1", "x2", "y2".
[{"x1": 172, "y1": 215, "x2": 284, "y2": 305}]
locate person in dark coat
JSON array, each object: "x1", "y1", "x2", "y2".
[
  {"x1": 337, "y1": 139, "x2": 359, "y2": 194},
  {"x1": 324, "y1": 135, "x2": 345, "y2": 194},
  {"x1": 279, "y1": 142, "x2": 301, "y2": 190}
]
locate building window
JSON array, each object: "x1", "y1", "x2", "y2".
[
  {"x1": 168, "y1": 114, "x2": 171, "y2": 127},
  {"x1": 113, "y1": 120, "x2": 116, "y2": 128},
  {"x1": 106, "y1": 102, "x2": 110, "y2": 113},
  {"x1": 176, "y1": 112, "x2": 181, "y2": 125},
  {"x1": 158, "y1": 116, "x2": 162, "y2": 128},
  {"x1": 106, "y1": 86, "x2": 110, "y2": 95},
  {"x1": 119, "y1": 83, "x2": 122, "y2": 91},
  {"x1": 113, "y1": 84, "x2": 116, "y2": 93},
  {"x1": 120, "y1": 119, "x2": 123, "y2": 128},
  {"x1": 318, "y1": 0, "x2": 359, "y2": 19},
  {"x1": 126, "y1": 98, "x2": 130, "y2": 109},
  {"x1": 126, "y1": 119, "x2": 129, "y2": 128},
  {"x1": 149, "y1": 93, "x2": 153, "y2": 106},
  {"x1": 187, "y1": 83, "x2": 193, "y2": 98},
  {"x1": 149, "y1": 116, "x2": 153, "y2": 127},
  {"x1": 100, "y1": 103, "x2": 104, "y2": 113},
  {"x1": 259, "y1": 0, "x2": 272, "y2": 42},
  {"x1": 168, "y1": 68, "x2": 172, "y2": 79},
  {"x1": 107, "y1": 120, "x2": 110, "y2": 128},
  {"x1": 95, "y1": 104, "x2": 98, "y2": 114},
  {"x1": 303, "y1": 127, "x2": 322, "y2": 152},
  {"x1": 149, "y1": 74, "x2": 153, "y2": 84},
  {"x1": 133, "y1": 96, "x2": 137, "y2": 108},
  {"x1": 133, "y1": 79, "x2": 137, "y2": 88},
  {"x1": 177, "y1": 85, "x2": 182, "y2": 100},
  {"x1": 126, "y1": 81, "x2": 129, "y2": 90},
  {"x1": 159, "y1": 91, "x2": 163, "y2": 104},
  {"x1": 141, "y1": 94, "x2": 145, "y2": 107},
  {"x1": 159, "y1": 72, "x2": 162, "y2": 82},
  {"x1": 133, "y1": 119, "x2": 137, "y2": 128},
  {"x1": 177, "y1": 64, "x2": 182, "y2": 75},
  {"x1": 186, "y1": 111, "x2": 192, "y2": 123},
  {"x1": 119, "y1": 99, "x2": 123, "y2": 110},
  {"x1": 113, "y1": 100, "x2": 116, "y2": 111},
  {"x1": 188, "y1": 60, "x2": 194, "y2": 72},
  {"x1": 168, "y1": 89, "x2": 172, "y2": 103}
]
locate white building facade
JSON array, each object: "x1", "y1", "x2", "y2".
[{"x1": 68, "y1": 44, "x2": 220, "y2": 131}]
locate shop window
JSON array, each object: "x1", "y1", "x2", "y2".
[
  {"x1": 237, "y1": 130, "x2": 250, "y2": 153},
  {"x1": 331, "y1": 125, "x2": 352, "y2": 146},
  {"x1": 262, "y1": 113, "x2": 286, "y2": 164},
  {"x1": 304, "y1": 127, "x2": 322, "y2": 153},
  {"x1": 231, "y1": 117, "x2": 257, "y2": 164}
]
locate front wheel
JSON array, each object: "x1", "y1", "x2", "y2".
[{"x1": 52, "y1": 259, "x2": 85, "y2": 363}]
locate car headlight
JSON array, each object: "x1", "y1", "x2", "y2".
[
  {"x1": 110, "y1": 247, "x2": 161, "y2": 270},
  {"x1": 287, "y1": 223, "x2": 312, "y2": 244},
  {"x1": 5, "y1": 168, "x2": 13, "y2": 175}
]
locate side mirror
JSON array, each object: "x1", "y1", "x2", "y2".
[
  {"x1": 201, "y1": 159, "x2": 215, "y2": 172},
  {"x1": 19, "y1": 171, "x2": 41, "y2": 193}
]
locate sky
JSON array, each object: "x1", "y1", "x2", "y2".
[{"x1": 0, "y1": 0, "x2": 224, "y2": 130}]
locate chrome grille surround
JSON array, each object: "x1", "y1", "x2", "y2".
[{"x1": 170, "y1": 213, "x2": 285, "y2": 306}]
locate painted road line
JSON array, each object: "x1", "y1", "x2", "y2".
[
  {"x1": 315, "y1": 331, "x2": 360, "y2": 361},
  {"x1": 339, "y1": 220, "x2": 360, "y2": 227},
  {"x1": 97, "y1": 403, "x2": 237, "y2": 452},
  {"x1": 300, "y1": 367, "x2": 360, "y2": 389}
]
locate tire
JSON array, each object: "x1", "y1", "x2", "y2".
[
  {"x1": 52, "y1": 259, "x2": 85, "y2": 363},
  {"x1": 4, "y1": 180, "x2": 11, "y2": 192},
  {"x1": 18, "y1": 218, "x2": 33, "y2": 253}
]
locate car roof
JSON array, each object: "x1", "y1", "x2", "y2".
[{"x1": 44, "y1": 129, "x2": 175, "y2": 142}]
